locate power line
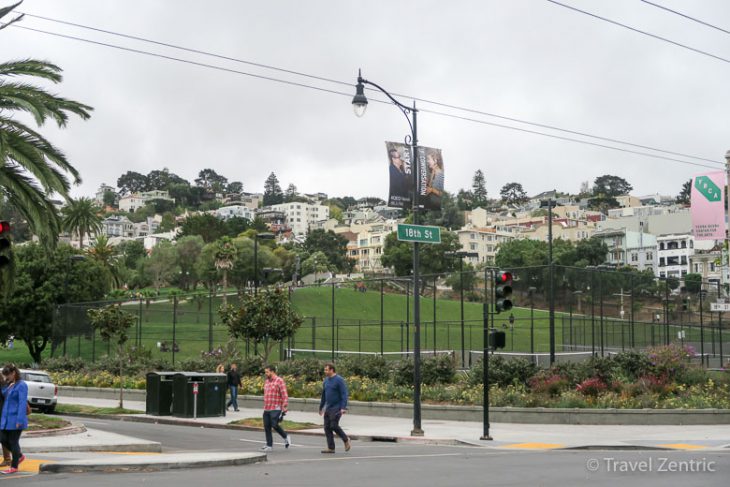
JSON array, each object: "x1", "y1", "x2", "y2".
[
  {"x1": 5, "y1": 21, "x2": 723, "y2": 170},
  {"x1": 640, "y1": 0, "x2": 730, "y2": 35},
  {"x1": 546, "y1": 0, "x2": 730, "y2": 64},
  {"x1": 13, "y1": 10, "x2": 722, "y2": 166}
]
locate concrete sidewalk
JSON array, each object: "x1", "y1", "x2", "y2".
[{"x1": 57, "y1": 396, "x2": 730, "y2": 451}]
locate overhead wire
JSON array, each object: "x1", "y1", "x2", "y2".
[
  {"x1": 639, "y1": 0, "x2": 730, "y2": 36},
  {"x1": 4, "y1": 14, "x2": 724, "y2": 170}
]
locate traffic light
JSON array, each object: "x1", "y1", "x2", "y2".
[
  {"x1": 494, "y1": 270, "x2": 513, "y2": 313},
  {"x1": 0, "y1": 221, "x2": 10, "y2": 269},
  {"x1": 489, "y1": 329, "x2": 506, "y2": 349}
]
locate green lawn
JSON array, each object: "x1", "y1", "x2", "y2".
[{"x1": 9, "y1": 287, "x2": 713, "y2": 365}]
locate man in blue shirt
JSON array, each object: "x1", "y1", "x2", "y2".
[{"x1": 319, "y1": 363, "x2": 351, "y2": 454}]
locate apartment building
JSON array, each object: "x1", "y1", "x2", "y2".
[
  {"x1": 655, "y1": 233, "x2": 717, "y2": 279},
  {"x1": 346, "y1": 222, "x2": 398, "y2": 272},
  {"x1": 268, "y1": 202, "x2": 330, "y2": 235},
  {"x1": 216, "y1": 205, "x2": 254, "y2": 221},
  {"x1": 456, "y1": 227, "x2": 517, "y2": 266},
  {"x1": 592, "y1": 228, "x2": 657, "y2": 273},
  {"x1": 119, "y1": 190, "x2": 175, "y2": 212}
]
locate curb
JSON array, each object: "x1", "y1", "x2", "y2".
[
  {"x1": 26, "y1": 422, "x2": 87, "y2": 438},
  {"x1": 39, "y1": 452, "x2": 266, "y2": 473}
]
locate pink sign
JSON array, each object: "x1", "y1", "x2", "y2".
[{"x1": 691, "y1": 171, "x2": 725, "y2": 240}]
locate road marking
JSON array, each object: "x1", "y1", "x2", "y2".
[
  {"x1": 658, "y1": 443, "x2": 708, "y2": 450},
  {"x1": 500, "y1": 443, "x2": 564, "y2": 450}
]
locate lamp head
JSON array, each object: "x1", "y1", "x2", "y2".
[{"x1": 352, "y1": 71, "x2": 368, "y2": 117}]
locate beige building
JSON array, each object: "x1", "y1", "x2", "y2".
[
  {"x1": 521, "y1": 220, "x2": 596, "y2": 243},
  {"x1": 456, "y1": 227, "x2": 517, "y2": 266},
  {"x1": 346, "y1": 222, "x2": 399, "y2": 273}
]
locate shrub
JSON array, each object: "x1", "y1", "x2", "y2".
[
  {"x1": 40, "y1": 356, "x2": 87, "y2": 372},
  {"x1": 648, "y1": 344, "x2": 693, "y2": 378},
  {"x1": 611, "y1": 350, "x2": 652, "y2": 381},
  {"x1": 421, "y1": 354, "x2": 457, "y2": 385},
  {"x1": 529, "y1": 372, "x2": 570, "y2": 396},
  {"x1": 338, "y1": 355, "x2": 390, "y2": 381},
  {"x1": 276, "y1": 358, "x2": 325, "y2": 382},
  {"x1": 237, "y1": 356, "x2": 264, "y2": 377},
  {"x1": 468, "y1": 356, "x2": 538, "y2": 387},
  {"x1": 575, "y1": 377, "x2": 608, "y2": 397},
  {"x1": 392, "y1": 359, "x2": 414, "y2": 387}
]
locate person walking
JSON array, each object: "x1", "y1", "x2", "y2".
[
  {"x1": 260, "y1": 365, "x2": 290, "y2": 452},
  {"x1": 319, "y1": 363, "x2": 350, "y2": 454},
  {"x1": 0, "y1": 365, "x2": 27, "y2": 474},
  {"x1": 226, "y1": 363, "x2": 241, "y2": 412},
  {"x1": 0, "y1": 374, "x2": 11, "y2": 467}
]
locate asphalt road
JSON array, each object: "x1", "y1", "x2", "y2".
[{"x1": 17, "y1": 417, "x2": 730, "y2": 487}]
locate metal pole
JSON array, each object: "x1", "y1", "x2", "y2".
[
  {"x1": 433, "y1": 276, "x2": 437, "y2": 356},
  {"x1": 406, "y1": 281, "x2": 410, "y2": 353},
  {"x1": 718, "y1": 281, "x2": 724, "y2": 367},
  {"x1": 459, "y1": 259, "x2": 465, "y2": 368},
  {"x1": 591, "y1": 272, "x2": 596, "y2": 356},
  {"x1": 138, "y1": 297, "x2": 143, "y2": 348},
  {"x1": 664, "y1": 280, "x2": 670, "y2": 345},
  {"x1": 208, "y1": 290, "x2": 213, "y2": 352},
  {"x1": 254, "y1": 238, "x2": 259, "y2": 295},
  {"x1": 599, "y1": 275, "x2": 604, "y2": 357},
  {"x1": 331, "y1": 282, "x2": 336, "y2": 361},
  {"x1": 700, "y1": 284, "x2": 705, "y2": 367},
  {"x1": 481, "y1": 267, "x2": 492, "y2": 440},
  {"x1": 380, "y1": 279, "x2": 384, "y2": 356},
  {"x1": 630, "y1": 275, "x2": 635, "y2": 349},
  {"x1": 410, "y1": 102, "x2": 423, "y2": 437},
  {"x1": 548, "y1": 201, "x2": 555, "y2": 364},
  {"x1": 172, "y1": 295, "x2": 178, "y2": 366}
]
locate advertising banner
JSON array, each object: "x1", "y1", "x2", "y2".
[
  {"x1": 691, "y1": 171, "x2": 725, "y2": 240},
  {"x1": 385, "y1": 141, "x2": 413, "y2": 208},
  {"x1": 417, "y1": 146, "x2": 444, "y2": 211}
]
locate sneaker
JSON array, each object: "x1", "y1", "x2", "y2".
[
  {"x1": 0, "y1": 468, "x2": 18, "y2": 474},
  {"x1": 284, "y1": 435, "x2": 291, "y2": 448},
  {"x1": 321, "y1": 448, "x2": 335, "y2": 454},
  {"x1": 234, "y1": 409, "x2": 240, "y2": 412},
  {"x1": 344, "y1": 440, "x2": 351, "y2": 452},
  {"x1": 0, "y1": 459, "x2": 10, "y2": 468},
  {"x1": 259, "y1": 446, "x2": 272, "y2": 452},
  {"x1": 17, "y1": 455, "x2": 24, "y2": 466}
]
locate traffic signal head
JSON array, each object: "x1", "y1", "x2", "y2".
[
  {"x1": 0, "y1": 221, "x2": 10, "y2": 269},
  {"x1": 494, "y1": 270, "x2": 513, "y2": 313},
  {"x1": 489, "y1": 329, "x2": 506, "y2": 349}
]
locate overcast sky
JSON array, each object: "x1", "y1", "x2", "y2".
[{"x1": 4, "y1": 0, "x2": 729, "y2": 202}]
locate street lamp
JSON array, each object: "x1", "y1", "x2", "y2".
[
  {"x1": 353, "y1": 69, "x2": 424, "y2": 437},
  {"x1": 540, "y1": 195, "x2": 557, "y2": 364},
  {"x1": 446, "y1": 250, "x2": 479, "y2": 368},
  {"x1": 254, "y1": 232, "x2": 275, "y2": 295}
]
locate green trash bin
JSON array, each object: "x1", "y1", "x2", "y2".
[
  {"x1": 172, "y1": 373, "x2": 227, "y2": 418},
  {"x1": 146, "y1": 372, "x2": 176, "y2": 416}
]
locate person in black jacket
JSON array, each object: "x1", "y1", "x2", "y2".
[{"x1": 226, "y1": 364, "x2": 242, "y2": 412}]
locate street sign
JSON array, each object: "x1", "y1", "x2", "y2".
[
  {"x1": 193, "y1": 383, "x2": 199, "y2": 395},
  {"x1": 397, "y1": 224, "x2": 441, "y2": 244},
  {"x1": 711, "y1": 302, "x2": 730, "y2": 312}
]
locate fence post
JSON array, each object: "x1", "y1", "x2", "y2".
[
  {"x1": 406, "y1": 281, "x2": 410, "y2": 354},
  {"x1": 433, "y1": 276, "x2": 437, "y2": 356},
  {"x1": 311, "y1": 317, "x2": 316, "y2": 352},
  {"x1": 591, "y1": 272, "x2": 596, "y2": 356},
  {"x1": 138, "y1": 297, "x2": 143, "y2": 348},
  {"x1": 331, "y1": 282, "x2": 335, "y2": 361},
  {"x1": 599, "y1": 274, "x2": 604, "y2": 357},
  {"x1": 380, "y1": 279, "x2": 385, "y2": 356},
  {"x1": 208, "y1": 290, "x2": 214, "y2": 352},
  {"x1": 699, "y1": 283, "x2": 705, "y2": 367},
  {"x1": 92, "y1": 327, "x2": 96, "y2": 363},
  {"x1": 664, "y1": 281, "x2": 670, "y2": 345},
  {"x1": 630, "y1": 274, "x2": 635, "y2": 349},
  {"x1": 172, "y1": 295, "x2": 178, "y2": 366}
]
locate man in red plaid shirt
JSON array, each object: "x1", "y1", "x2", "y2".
[{"x1": 260, "y1": 365, "x2": 291, "y2": 452}]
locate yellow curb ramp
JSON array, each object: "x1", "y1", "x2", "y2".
[
  {"x1": 658, "y1": 443, "x2": 708, "y2": 450},
  {"x1": 499, "y1": 442, "x2": 565, "y2": 450}
]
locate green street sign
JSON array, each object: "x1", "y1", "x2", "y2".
[
  {"x1": 397, "y1": 224, "x2": 441, "y2": 244},
  {"x1": 695, "y1": 176, "x2": 722, "y2": 202}
]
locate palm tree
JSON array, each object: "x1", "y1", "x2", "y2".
[
  {"x1": 214, "y1": 237, "x2": 236, "y2": 307},
  {"x1": 0, "y1": 4, "x2": 93, "y2": 242},
  {"x1": 62, "y1": 197, "x2": 102, "y2": 248},
  {"x1": 86, "y1": 234, "x2": 120, "y2": 288}
]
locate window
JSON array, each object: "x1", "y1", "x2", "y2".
[
  {"x1": 660, "y1": 272, "x2": 666, "y2": 278},
  {"x1": 694, "y1": 263, "x2": 701, "y2": 273},
  {"x1": 680, "y1": 256, "x2": 687, "y2": 265},
  {"x1": 470, "y1": 233, "x2": 476, "y2": 240},
  {"x1": 646, "y1": 252, "x2": 653, "y2": 260},
  {"x1": 710, "y1": 262, "x2": 716, "y2": 272},
  {"x1": 631, "y1": 253, "x2": 638, "y2": 262},
  {"x1": 659, "y1": 242, "x2": 665, "y2": 250},
  {"x1": 690, "y1": 240, "x2": 694, "y2": 249},
  {"x1": 681, "y1": 241, "x2": 687, "y2": 249},
  {"x1": 470, "y1": 243, "x2": 478, "y2": 251}
]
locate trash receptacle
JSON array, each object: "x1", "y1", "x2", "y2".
[
  {"x1": 146, "y1": 371, "x2": 176, "y2": 416},
  {"x1": 172, "y1": 372, "x2": 227, "y2": 418}
]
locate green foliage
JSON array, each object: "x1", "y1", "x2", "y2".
[
  {"x1": 117, "y1": 171, "x2": 149, "y2": 195},
  {"x1": 338, "y1": 355, "x2": 390, "y2": 381},
  {"x1": 304, "y1": 229, "x2": 352, "y2": 273},
  {"x1": 500, "y1": 182, "x2": 528, "y2": 205},
  {"x1": 683, "y1": 273, "x2": 703, "y2": 294},
  {"x1": 219, "y1": 288, "x2": 303, "y2": 362},
  {"x1": 276, "y1": 358, "x2": 325, "y2": 382},
  {"x1": 88, "y1": 304, "x2": 136, "y2": 345},
  {"x1": 468, "y1": 356, "x2": 538, "y2": 387},
  {"x1": 471, "y1": 169, "x2": 488, "y2": 208},
  {"x1": 263, "y1": 172, "x2": 284, "y2": 206},
  {"x1": 392, "y1": 355, "x2": 456, "y2": 386},
  {"x1": 381, "y1": 230, "x2": 461, "y2": 277},
  {"x1": 178, "y1": 213, "x2": 228, "y2": 243},
  {"x1": 62, "y1": 197, "x2": 102, "y2": 248},
  {"x1": 142, "y1": 241, "x2": 179, "y2": 291}
]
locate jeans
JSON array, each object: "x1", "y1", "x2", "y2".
[
  {"x1": 0, "y1": 430, "x2": 22, "y2": 468},
  {"x1": 323, "y1": 410, "x2": 348, "y2": 450},
  {"x1": 227, "y1": 385, "x2": 238, "y2": 410},
  {"x1": 262, "y1": 410, "x2": 287, "y2": 447}
]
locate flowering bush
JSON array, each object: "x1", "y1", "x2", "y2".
[
  {"x1": 529, "y1": 373, "x2": 570, "y2": 397},
  {"x1": 576, "y1": 378, "x2": 608, "y2": 397}
]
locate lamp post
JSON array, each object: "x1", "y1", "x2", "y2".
[
  {"x1": 540, "y1": 195, "x2": 557, "y2": 364},
  {"x1": 446, "y1": 250, "x2": 479, "y2": 368},
  {"x1": 254, "y1": 232, "x2": 275, "y2": 295},
  {"x1": 352, "y1": 69, "x2": 424, "y2": 436}
]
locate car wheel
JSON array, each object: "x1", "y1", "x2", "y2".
[{"x1": 44, "y1": 405, "x2": 56, "y2": 414}]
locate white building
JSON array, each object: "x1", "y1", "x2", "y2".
[
  {"x1": 119, "y1": 190, "x2": 175, "y2": 213},
  {"x1": 94, "y1": 183, "x2": 116, "y2": 207},
  {"x1": 592, "y1": 228, "x2": 657, "y2": 273},
  {"x1": 102, "y1": 215, "x2": 135, "y2": 238},
  {"x1": 216, "y1": 205, "x2": 254, "y2": 221},
  {"x1": 656, "y1": 233, "x2": 714, "y2": 279},
  {"x1": 456, "y1": 227, "x2": 517, "y2": 266},
  {"x1": 268, "y1": 202, "x2": 330, "y2": 235}
]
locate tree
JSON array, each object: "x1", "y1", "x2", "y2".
[
  {"x1": 592, "y1": 175, "x2": 633, "y2": 197},
  {"x1": 284, "y1": 183, "x2": 298, "y2": 203},
  {"x1": 86, "y1": 234, "x2": 119, "y2": 288},
  {"x1": 456, "y1": 188, "x2": 474, "y2": 211},
  {"x1": 62, "y1": 197, "x2": 102, "y2": 248},
  {"x1": 0, "y1": 53, "x2": 92, "y2": 243},
  {"x1": 102, "y1": 190, "x2": 117, "y2": 208},
  {"x1": 219, "y1": 288, "x2": 303, "y2": 362},
  {"x1": 302, "y1": 251, "x2": 331, "y2": 282},
  {"x1": 574, "y1": 238, "x2": 608, "y2": 267},
  {"x1": 421, "y1": 191, "x2": 463, "y2": 230},
  {"x1": 471, "y1": 170, "x2": 488, "y2": 208},
  {"x1": 178, "y1": 214, "x2": 228, "y2": 243},
  {"x1": 676, "y1": 179, "x2": 691, "y2": 206},
  {"x1": 227, "y1": 181, "x2": 243, "y2": 194},
  {"x1": 195, "y1": 168, "x2": 228, "y2": 194},
  {"x1": 175, "y1": 235, "x2": 204, "y2": 290},
  {"x1": 0, "y1": 243, "x2": 109, "y2": 363},
  {"x1": 145, "y1": 198, "x2": 176, "y2": 215},
  {"x1": 380, "y1": 231, "x2": 460, "y2": 282},
  {"x1": 500, "y1": 182, "x2": 528, "y2": 205},
  {"x1": 303, "y1": 229, "x2": 352, "y2": 272},
  {"x1": 214, "y1": 237, "x2": 237, "y2": 306},
  {"x1": 143, "y1": 241, "x2": 179, "y2": 291},
  {"x1": 263, "y1": 172, "x2": 284, "y2": 206},
  {"x1": 147, "y1": 168, "x2": 188, "y2": 192},
  {"x1": 117, "y1": 240, "x2": 146, "y2": 270},
  {"x1": 116, "y1": 171, "x2": 149, "y2": 195},
  {"x1": 684, "y1": 273, "x2": 703, "y2": 294},
  {"x1": 87, "y1": 304, "x2": 136, "y2": 408}
]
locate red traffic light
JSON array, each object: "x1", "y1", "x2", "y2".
[
  {"x1": 0, "y1": 221, "x2": 10, "y2": 234},
  {"x1": 496, "y1": 271, "x2": 512, "y2": 283}
]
